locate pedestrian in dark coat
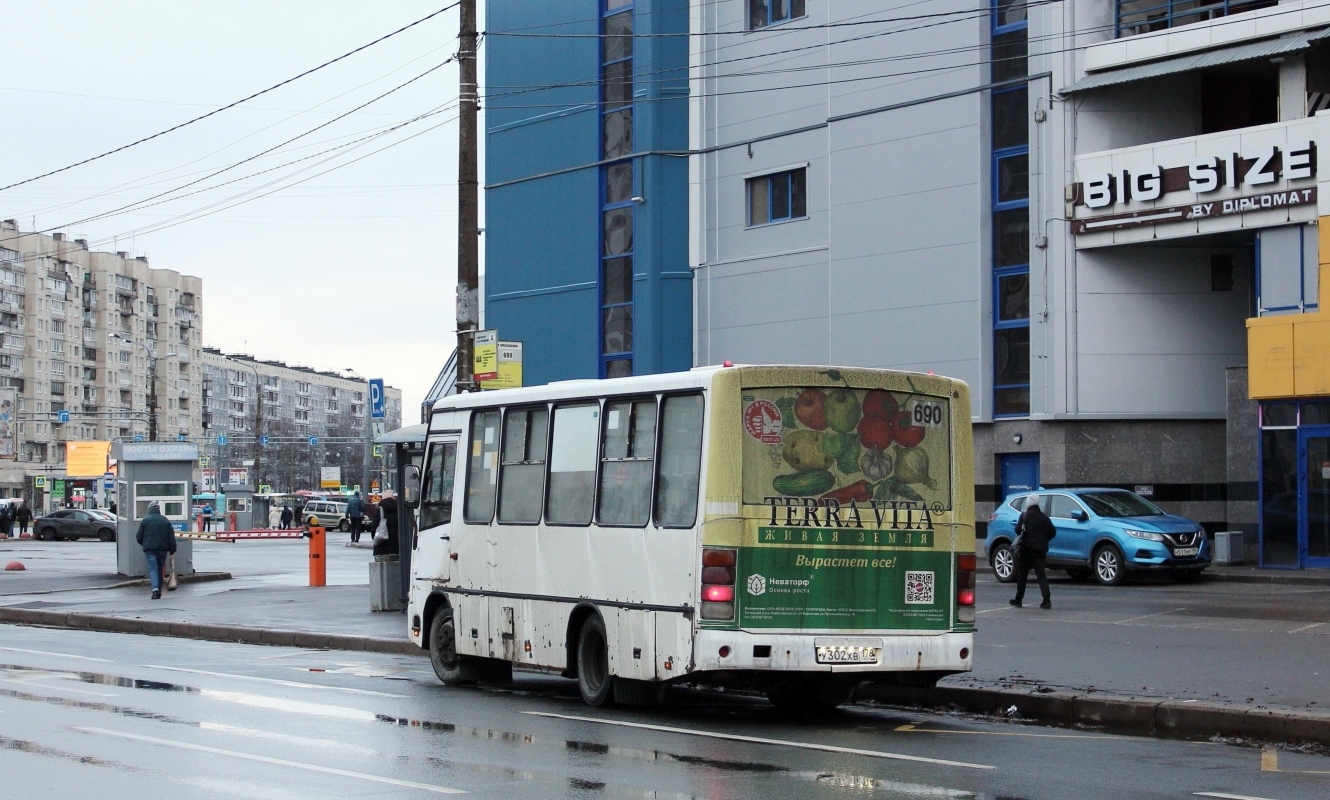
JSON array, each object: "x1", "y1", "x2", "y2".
[
  {"x1": 135, "y1": 503, "x2": 178, "y2": 600},
  {"x1": 280, "y1": 504, "x2": 294, "y2": 530},
  {"x1": 374, "y1": 493, "x2": 400, "y2": 557},
  {"x1": 15, "y1": 502, "x2": 31, "y2": 536},
  {"x1": 1010, "y1": 498, "x2": 1056, "y2": 609},
  {"x1": 347, "y1": 492, "x2": 365, "y2": 543},
  {"x1": 0, "y1": 502, "x2": 14, "y2": 538}
]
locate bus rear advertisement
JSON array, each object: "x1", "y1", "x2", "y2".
[{"x1": 406, "y1": 365, "x2": 975, "y2": 713}]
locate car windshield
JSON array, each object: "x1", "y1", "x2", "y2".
[{"x1": 1078, "y1": 491, "x2": 1164, "y2": 517}]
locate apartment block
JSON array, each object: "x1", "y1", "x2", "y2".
[
  {"x1": 200, "y1": 348, "x2": 403, "y2": 493},
  {"x1": 0, "y1": 220, "x2": 204, "y2": 500}
]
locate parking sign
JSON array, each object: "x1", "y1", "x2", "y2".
[{"x1": 370, "y1": 378, "x2": 385, "y2": 419}]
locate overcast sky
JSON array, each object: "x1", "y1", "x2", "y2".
[{"x1": 0, "y1": 1, "x2": 466, "y2": 418}]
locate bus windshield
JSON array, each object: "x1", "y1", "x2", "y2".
[{"x1": 740, "y1": 386, "x2": 953, "y2": 510}]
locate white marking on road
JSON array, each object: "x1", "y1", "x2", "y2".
[
  {"x1": 141, "y1": 665, "x2": 406, "y2": 697},
  {"x1": 201, "y1": 690, "x2": 377, "y2": 720},
  {"x1": 522, "y1": 711, "x2": 994, "y2": 770},
  {"x1": 893, "y1": 723, "x2": 1121, "y2": 739},
  {"x1": 0, "y1": 646, "x2": 111, "y2": 662},
  {"x1": 1194, "y1": 792, "x2": 1285, "y2": 800},
  {"x1": 74, "y1": 727, "x2": 467, "y2": 794},
  {"x1": 975, "y1": 608, "x2": 1007, "y2": 614},
  {"x1": 1287, "y1": 622, "x2": 1324, "y2": 634},
  {"x1": 1115, "y1": 608, "x2": 1186, "y2": 624}
]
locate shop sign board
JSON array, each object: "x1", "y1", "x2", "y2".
[{"x1": 1071, "y1": 120, "x2": 1320, "y2": 239}]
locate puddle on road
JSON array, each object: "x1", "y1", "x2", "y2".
[
  {"x1": 0, "y1": 733, "x2": 143, "y2": 772},
  {"x1": 0, "y1": 686, "x2": 196, "y2": 726},
  {"x1": 0, "y1": 662, "x2": 199, "y2": 694}
]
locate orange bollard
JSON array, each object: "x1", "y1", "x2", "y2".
[
  {"x1": 308, "y1": 526, "x2": 326, "y2": 587},
  {"x1": 228, "y1": 512, "x2": 237, "y2": 532},
  {"x1": 196, "y1": 513, "x2": 204, "y2": 532}
]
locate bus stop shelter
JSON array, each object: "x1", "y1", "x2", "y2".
[{"x1": 375, "y1": 423, "x2": 426, "y2": 608}]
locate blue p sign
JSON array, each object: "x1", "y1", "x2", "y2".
[
  {"x1": 370, "y1": 378, "x2": 385, "y2": 419},
  {"x1": 259, "y1": 435, "x2": 269, "y2": 446},
  {"x1": 56, "y1": 410, "x2": 69, "y2": 424}
]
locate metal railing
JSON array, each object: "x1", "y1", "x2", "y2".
[{"x1": 1116, "y1": 0, "x2": 1277, "y2": 37}]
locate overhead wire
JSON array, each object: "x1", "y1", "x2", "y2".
[{"x1": 0, "y1": 1, "x2": 460, "y2": 193}]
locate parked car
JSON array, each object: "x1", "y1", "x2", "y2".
[
  {"x1": 302, "y1": 500, "x2": 354, "y2": 531},
  {"x1": 984, "y1": 488, "x2": 1210, "y2": 586},
  {"x1": 34, "y1": 510, "x2": 118, "y2": 542}
]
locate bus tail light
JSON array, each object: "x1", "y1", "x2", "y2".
[
  {"x1": 956, "y1": 553, "x2": 976, "y2": 624},
  {"x1": 701, "y1": 547, "x2": 737, "y2": 620}
]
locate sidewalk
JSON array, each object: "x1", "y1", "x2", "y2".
[{"x1": 3, "y1": 536, "x2": 1329, "y2": 745}]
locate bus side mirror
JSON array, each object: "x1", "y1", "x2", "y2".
[{"x1": 404, "y1": 464, "x2": 421, "y2": 509}]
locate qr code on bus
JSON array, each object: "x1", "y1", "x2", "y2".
[{"x1": 905, "y1": 571, "x2": 935, "y2": 605}]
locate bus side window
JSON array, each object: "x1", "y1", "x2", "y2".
[
  {"x1": 420, "y1": 442, "x2": 457, "y2": 529},
  {"x1": 598, "y1": 398, "x2": 656, "y2": 526},
  {"x1": 655, "y1": 393, "x2": 704, "y2": 528},
  {"x1": 546, "y1": 403, "x2": 599, "y2": 525},
  {"x1": 498, "y1": 406, "x2": 548, "y2": 524},
  {"x1": 464, "y1": 410, "x2": 501, "y2": 523}
]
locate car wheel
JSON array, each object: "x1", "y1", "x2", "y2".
[
  {"x1": 990, "y1": 541, "x2": 1017, "y2": 583},
  {"x1": 576, "y1": 615, "x2": 614, "y2": 707},
  {"x1": 39, "y1": 527, "x2": 57, "y2": 542},
  {"x1": 1067, "y1": 568, "x2": 1093, "y2": 581},
  {"x1": 98, "y1": 528, "x2": 116, "y2": 543},
  {"x1": 1093, "y1": 544, "x2": 1126, "y2": 586},
  {"x1": 428, "y1": 611, "x2": 472, "y2": 685},
  {"x1": 338, "y1": 520, "x2": 349, "y2": 532}
]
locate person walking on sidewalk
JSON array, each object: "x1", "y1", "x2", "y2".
[
  {"x1": 202, "y1": 502, "x2": 214, "y2": 532},
  {"x1": 0, "y1": 502, "x2": 14, "y2": 539},
  {"x1": 346, "y1": 492, "x2": 365, "y2": 543},
  {"x1": 1011, "y1": 497, "x2": 1055, "y2": 609},
  {"x1": 15, "y1": 501, "x2": 30, "y2": 537},
  {"x1": 135, "y1": 502, "x2": 177, "y2": 600},
  {"x1": 279, "y1": 503, "x2": 293, "y2": 531}
]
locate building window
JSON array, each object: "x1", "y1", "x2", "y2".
[
  {"x1": 992, "y1": 2, "x2": 1029, "y2": 417},
  {"x1": 600, "y1": 0, "x2": 634, "y2": 379},
  {"x1": 749, "y1": 0, "x2": 805, "y2": 30},
  {"x1": 747, "y1": 168, "x2": 807, "y2": 226},
  {"x1": 1115, "y1": 0, "x2": 1275, "y2": 38}
]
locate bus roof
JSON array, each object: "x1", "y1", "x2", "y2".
[{"x1": 429, "y1": 364, "x2": 963, "y2": 414}]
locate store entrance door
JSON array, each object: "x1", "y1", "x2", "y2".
[{"x1": 1298, "y1": 428, "x2": 1330, "y2": 569}]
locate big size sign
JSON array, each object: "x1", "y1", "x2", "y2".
[{"x1": 1081, "y1": 142, "x2": 1316, "y2": 210}]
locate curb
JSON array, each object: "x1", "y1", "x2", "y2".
[
  {"x1": 0, "y1": 606, "x2": 422, "y2": 657},
  {"x1": 855, "y1": 684, "x2": 1330, "y2": 748},
  {"x1": 103, "y1": 572, "x2": 233, "y2": 590},
  {"x1": 977, "y1": 565, "x2": 1330, "y2": 587}
]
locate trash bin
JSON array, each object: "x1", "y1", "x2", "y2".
[
  {"x1": 369, "y1": 555, "x2": 403, "y2": 611},
  {"x1": 1214, "y1": 531, "x2": 1245, "y2": 565}
]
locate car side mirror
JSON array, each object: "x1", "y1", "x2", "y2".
[
  {"x1": 1073, "y1": 510, "x2": 1088, "y2": 521},
  {"x1": 404, "y1": 464, "x2": 421, "y2": 509}
]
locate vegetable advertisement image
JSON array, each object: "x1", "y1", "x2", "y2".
[{"x1": 741, "y1": 386, "x2": 952, "y2": 513}]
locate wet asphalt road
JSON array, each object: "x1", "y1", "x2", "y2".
[{"x1": 2, "y1": 626, "x2": 1327, "y2": 799}]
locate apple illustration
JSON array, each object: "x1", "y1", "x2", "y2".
[
  {"x1": 862, "y1": 390, "x2": 898, "y2": 420},
  {"x1": 794, "y1": 388, "x2": 828, "y2": 430},
  {"x1": 824, "y1": 388, "x2": 861, "y2": 433},
  {"x1": 894, "y1": 409, "x2": 925, "y2": 448}
]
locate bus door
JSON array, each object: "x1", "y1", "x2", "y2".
[{"x1": 415, "y1": 436, "x2": 459, "y2": 583}]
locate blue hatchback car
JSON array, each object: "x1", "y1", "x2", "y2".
[{"x1": 984, "y1": 488, "x2": 1210, "y2": 586}]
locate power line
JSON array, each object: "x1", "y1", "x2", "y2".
[
  {"x1": 485, "y1": 1, "x2": 1061, "y2": 37},
  {"x1": 0, "y1": 1, "x2": 460, "y2": 194}
]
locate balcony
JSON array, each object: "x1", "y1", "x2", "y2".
[
  {"x1": 1115, "y1": 0, "x2": 1278, "y2": 39},
  {"x1": 116, "y1": 298, "x2": 134, "y2": 315}
]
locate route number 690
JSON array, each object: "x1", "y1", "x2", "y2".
[{"x1": 909, "y1": 400, "x2": 945, "y2": 428}]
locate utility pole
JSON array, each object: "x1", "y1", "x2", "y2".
[
  {"x1": 455, "y1": 0, "x2": 479, "y2": 394},
  {"x1": 147, "y1": 356, "x2": 158, "y2": 442}
]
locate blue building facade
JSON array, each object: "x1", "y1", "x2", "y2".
[{"x1": 485, "y1": 0, "x2": 692, "y2": 385}]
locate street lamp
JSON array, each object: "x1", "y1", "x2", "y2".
[{"x1": 111, "y1": 334, "x2": 178, "y2": 442}]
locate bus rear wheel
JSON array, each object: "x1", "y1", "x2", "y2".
[
  {"x1": 576, "y1": 615, "x2": 614, "y2": 707},
  {"x1": 428, "y1": 611, "x2": 469, "y2": 685},
  {"x1": 766, "y1": 678, "x2": 855, "y2": 716}
]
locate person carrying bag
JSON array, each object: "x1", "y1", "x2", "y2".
[{"x1": 1009, "y1": 497, "x2": 1055, "y2": 609}]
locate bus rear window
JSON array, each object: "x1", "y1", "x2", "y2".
[{"x1": 740, "y1": 386, "x2": 952, "y2": 510}]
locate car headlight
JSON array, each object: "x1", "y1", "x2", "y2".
[{"x1": 1126, "y1": 529, "x2": 1164, "y2": 542}]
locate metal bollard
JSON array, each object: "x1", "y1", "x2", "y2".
[{"x1": 308, "y1": 526, "x2": 326, "y2": 587}]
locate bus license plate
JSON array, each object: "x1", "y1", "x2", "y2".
[
  {"x1": 1173, "y1": 547, "x2": 1199, "y2": 558},
  {"x1": 815, "y1": 640, "x2": 881, "y2": 665}
]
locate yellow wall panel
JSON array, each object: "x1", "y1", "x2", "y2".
[
  {"x1": 1247, "y1": 322, "x2": 1295, "y2": 398},
  {"x1": 1294, "y1": 319, "x2": 1330, "y2": 396}
]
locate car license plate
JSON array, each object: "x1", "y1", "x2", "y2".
[
  {"x1": 814, "y1": 638, "x2": 881, "y2": 665},
  {"x1": 1173, "y1": 547, "x2": 1199, "y2": 557}
]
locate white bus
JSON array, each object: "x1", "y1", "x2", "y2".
[{"x1": 405, "y1": 364, "x2": 976, "y2": 711}]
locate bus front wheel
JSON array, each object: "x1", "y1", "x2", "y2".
[
  {"x1": 576, "y1": 615, "x2": 614, "y2": 707},
  {"x1": 428, "y1": 611, "x2": 470, "y2": 685}
]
